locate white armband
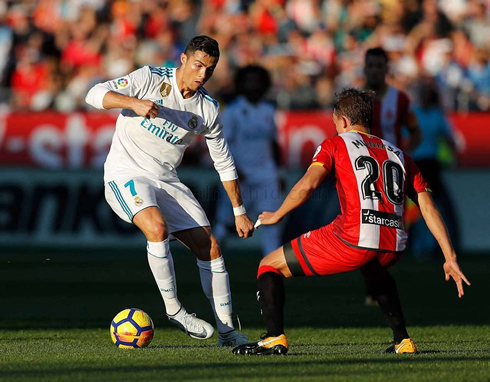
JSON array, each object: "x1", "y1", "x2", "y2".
[{"x1": 233, "y1": 205, "x2": 246, "y2": 216}]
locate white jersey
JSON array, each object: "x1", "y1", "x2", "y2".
[
  {"x1": 86, "y1": 66, "x2": 237, "y2": 183},
  {"x1": 222, "y1": 96, "x2": 278, "y2": 182}
]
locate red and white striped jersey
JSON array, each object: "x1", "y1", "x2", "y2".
[
  {"x1": 311, "y1": 131, "x2": 429, "y2": 252},
  {"x1": 371, "y1": 86, "x2": 411, "y2": 148}
]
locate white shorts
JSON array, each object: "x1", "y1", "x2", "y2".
[{"x1": 104, "y1": 175, "x2": 210, "y2": 233}]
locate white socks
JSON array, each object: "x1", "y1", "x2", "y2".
[
  {"x1": 197, "y1": 257, "x2": 234, "y2": 334},
  {"x1": 147, "y1": 240, "x2": 183, "y2": 316},
  {"x1": 148, "y1": 241, "x2": 234, "y2": 334}
]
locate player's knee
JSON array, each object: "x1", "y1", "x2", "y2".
[
  {"x1": 256, "y1": 247, "x2": 292, "y2": 279},
  {"x1": 144, "y1": 223, "x2": 168, "y2": 242},
  {"x1": 257, "y1": 264, "x2": 283, "y2": 279},
  {"x1": 258, "y1": 253, "x2": 287, "y2": 278},
  {"x1": 207, "y1": 235, "x2": 221, "y2": 259},
  {"x1": 210, "y1": 234, "x2": 221, "y2": 252}
]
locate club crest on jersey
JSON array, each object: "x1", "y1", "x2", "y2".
[
  {"x1": 188, "y1": 115, "x2": 198, "y2": 129},
  {"x1": 313, "y1": 145, "x2": 321, "y2": 158},
  {"x1": 160, "y1": 82, "x2": 172, "y2": 97},
  {"x1": 134, "y1": 197, "x2": 144, "y2": 207}
]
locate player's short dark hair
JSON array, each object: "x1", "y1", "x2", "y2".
[
  {"x1": 365, "y1": 47, "x2": 389, "y2": 64},
  {"x1": 235, "y1": 65, "x2": 271, "y2": 96},
  {"x1": 333, "y1": 88, "x2": 376, "y2": 128},
  {"x1": 184, "y1": 35, "x2": 220, "y2": 60}
]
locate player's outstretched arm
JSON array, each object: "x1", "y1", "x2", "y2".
[
  {"x1": 85, "y1": 67, "x2": 158, "y2": 118},
  {"x1": 416, "y1": 191, "x2": 471, "y2": 297},
  {"x1": 258, "y1": 165, "x2": 328, "y2": 226},
  {"x1": 102, "y1": 91, "x2": 159, "y2": 119},
  {"x1": 221, "y1": 179, "x2": 254, "y2": 239}
]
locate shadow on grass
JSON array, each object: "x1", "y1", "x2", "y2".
[{"x1": 3, "y1": 356, "x2": 490, "y2": 379}]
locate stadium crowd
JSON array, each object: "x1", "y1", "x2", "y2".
[{"x1": 0, "y1": 0, "x2": 489, "y2": 112}]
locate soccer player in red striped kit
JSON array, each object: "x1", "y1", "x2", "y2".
[
  {"x1": 233, "y1": 88, "x2": 469, "y2": 356},
  {"x1": 365, "y1": 47, "x2": 422, "y2": 155}
]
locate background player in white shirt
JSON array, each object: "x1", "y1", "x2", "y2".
[
  {"x1": 85, "y1": 36, "x2": 254, "y2": 347},
  {"x1": 214, "y1": 65, "x2": 282, "y2": 256}
]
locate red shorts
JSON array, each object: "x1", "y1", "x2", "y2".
[{"x1": 284, "y1": 224, "x2": 403, "y2": 277}]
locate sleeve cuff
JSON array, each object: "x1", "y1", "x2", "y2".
[
  {"x1": 86, "y1": 86, "x2": 111, "y2": 110},
  {"x1": 218, "y1": 169, "x2": 238, "y2": 182}
]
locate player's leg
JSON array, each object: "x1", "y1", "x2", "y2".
[
  {"x1": 106, "y1": 179, "x2": 182, "y2": 315},
  {"x1": 156, "y1": 180, "x2": 249, "y2": 346},
  {"x1": 132, "y1": 207, "x2": 181, "y2": 315},
  {"x1": 257, "y1": 246, "x2": 291, "y2": 336},
  {"x1": 233, "y1": 245, "x2": 294, "y2": 355},
  {"x1": 105, "y1": 178, "x2": 212, "y2": 340},
  {"x1": 134, "y1": 208, "x2": 214, "y2": 340},
  {"x1": 172, "y1": 226, "x2": 248, "y2": 346},
  {"x1": 234, "y1": 224, "x2": 377, "y2": 356},
  {"x1": 360, "y1": 255, "x2": 417, "y2": 354}
]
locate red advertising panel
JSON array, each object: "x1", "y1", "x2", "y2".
[
  {"x1": 0, "y1": 112, "x2": 117, "y2": 168},
  {"x1": 276, "y1": 111, "x2": 337, "y2": 168},
  {"x1": 0, "y1": 111, "x2": 488, "y2": 168}
]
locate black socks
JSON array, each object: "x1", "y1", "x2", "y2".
[
  {"x1": 258, "y1": 271, "x2": 285, "y2": 337},
  {"x1": 366, "y1": 272, "x2": 409, "y2": 344}
]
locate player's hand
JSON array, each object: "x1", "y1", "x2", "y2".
[
  {"x1": 257, "y1": 211, "x2": 283, "y2": 226},
  {"x1": 132, "y1": 99, "x2": 159, "y2": 119},
  {"x1": 443, "y1": 258, "x2": 471, "y2": 298},
  {"x1": 235, "y1": 214, "x2": 254, "y2": 238}
]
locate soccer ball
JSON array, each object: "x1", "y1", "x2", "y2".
[{"x1": 110, "y1": 308, "x2": 154, "y2": 349}]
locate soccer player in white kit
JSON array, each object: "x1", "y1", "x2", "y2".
[
  {"x1": 85, "y1": 36, "x2": 254, "y2": 347},
  {"x1": 214, "y1": 65, "x2": 282, "y2": 256}
]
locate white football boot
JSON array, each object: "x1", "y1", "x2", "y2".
[
  {"x1": 168, "y1": 311, "x2": 214, "y2": 340},
  {"x1": 218, "y1": 330, "x2": 251, "y2": 347}
]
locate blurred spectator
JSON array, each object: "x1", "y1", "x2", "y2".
[
  {"x1": 0, "y1": 0, "x2": 489, "y2": 112},
  {"x1": 10, "y1": 33, "x2": 49, "y2": 109},
  {"x1": 463, "y1": 0, "x2": 490, "y2": 48},
  {"x1": 0, "y1": 3, "x2": 12, "y2": 78},
  {"x1": 467, "y1": 47, "x2": 490, "y2": 110},
  {"x1": 435, "y1": 44, "x2": 467, "y2": 111}
]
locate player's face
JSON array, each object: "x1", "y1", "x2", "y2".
[
  {"x1": 364, "y1": 55, "x2": 388, "y2": 88},
  {"x1": 180, "y1": 50, "x2": 218, "y2": 91}
]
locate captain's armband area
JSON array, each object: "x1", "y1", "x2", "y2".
[{"x1": 309, "y1": 162, "x2": 325, "y2": 169}]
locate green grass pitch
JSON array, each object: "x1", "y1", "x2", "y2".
[{"x1": 1, "y1": 246, "x2": 489, "y2": 381}]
